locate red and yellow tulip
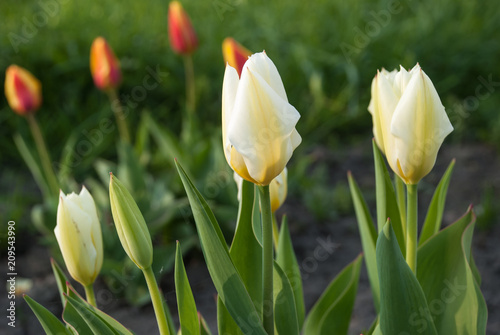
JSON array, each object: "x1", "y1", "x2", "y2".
[
  {"x1": 90, "y1": 37, "x2": 122, "y2": 91},
  {"x1": 4, "y1": 65, "x2": 42, "y2": 115},
  {"x1": 168, "y1": 1, "x2": 198, "y2": 55},
  {"x1": 222, "y1": 37, "x2": 252, "y2": 77}
]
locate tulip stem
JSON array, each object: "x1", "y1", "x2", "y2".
[
  {"x1": 258, "y1": 185, "x2": 274, "y2": 335},
  {"x1": 395, "y1": 175, "x2": 407, "y2": 244},
  {"x1": 107, "y1": 89, "x2": 131, "y2": 144},
  {"x1": 406, "y1": 183, "x2": 418, "y2": 274},
  {"x1": 26, "y1": 114, "x2": 59, "y2": 196},
  {"x1": 183, "y1": 55, "x2": 196, "y2": 114},
  {"x1": 143, "y1": 266, "x2": 171, "y2": 335},
  {"x1": 84, "y1": 284, "x2": 97, "y2": 307}
]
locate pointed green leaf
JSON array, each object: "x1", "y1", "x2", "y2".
[
  {"x1": 376, "y1": 221, "x2": 437, "y2": 335},
  {"x1": 218, "y1": 180, "x2": 263, "y2": 335},
  {"x1": 175, "y1": 161, "x2": 267, "y2": 335},
  {"x1": 303, "y1": 254, "x2": 362, "y2": 335},
  {"x1": 51, "y1": 258, "x2": 70, "y2": 307},
  {"x1": 64, "y1": 294, "x2": 116, "y2": 335},
  {"x1": 276, "y1": 218, "x2": 305, "y2": 328},
  {"x1": 273, "y1": 262, "x2": 299, "y2": 335},
  {"x1": 417, "y1": 207, "x2": 487, "y2": 334},
  {"x1": 24, "y1": 295, "x2": 72, "y2": 334},
  {"x1": 419, "y1": 160, "x2": 455, "y2": 245},
  {"x1": 373, "y1": 141, "x2": 405, "y2": 255},
  {"x1": 175, "y1": 241, "x2": 200, "y2": 335},
  {"x1": 199, "y1": 313, "x2": 213, "y2": 335},
  {"x1": 348, "y1": 172, "x2": 380, "y2": 310}
]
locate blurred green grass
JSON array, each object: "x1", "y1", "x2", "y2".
[{"x1": 1, "y1": 0, "x2": 499, "y2": 223}]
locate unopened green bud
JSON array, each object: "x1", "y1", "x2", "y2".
[{"x1": 109, "y1": 173, "x2": 153, "y2": 269}]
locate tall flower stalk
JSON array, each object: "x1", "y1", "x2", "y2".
[
  {"x1": 90, "y1": 37, "x2": 130, "y2": 144},
  {"x1": 4, "y1": 65, "x2": 59, "y2": 196}
]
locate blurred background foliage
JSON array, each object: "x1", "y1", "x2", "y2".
[{"x1": 1, "y1": 0, "x2": 499, "y2": 304}]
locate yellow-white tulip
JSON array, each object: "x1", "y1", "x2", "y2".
[
  {"x1": 222, "y1": 52, "x2": 301, "y2": 186},
  {"x1": 234, "y1": 168, "x2": 288, "y2": 212},
  {"x1": 368, "y1": 64, "x2": 453, "y2": 184},
  {"x1": 54, "y1": 187, "x2": 103, "y2": 286}
]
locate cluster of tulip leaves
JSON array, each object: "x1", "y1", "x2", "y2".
[
  {"x1": 24, "y1": 159, "x2": 361, "y2": 335},
  {"x1": 23, "y1": 139, "x2": 487, "y2": 335},
  {"x1": 348, "y1": 141, "x2": 487, "y2": 334},
  {"x1": 175, "y1": 161, "x2": 362, "y2": 334}
]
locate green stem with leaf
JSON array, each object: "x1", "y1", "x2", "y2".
[
  {"x1": 26, "y1": 114, "x2": 59, "y2": 196},
  {"x1": 258, "y1": 185, "x2": 274, "y2": 335}
]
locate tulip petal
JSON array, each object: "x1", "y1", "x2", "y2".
[
  {"x1": 391, "y1": 69, "x2": 453, "y2": 184},
  {"x1": 222, "y1": 64, "x2": 240, "y2": 163},
  {"x1": 228, "y1": 65, "x2": 300, "y2": 185},
  {"x1": 244, "y1": 53, "x2": 288, "y2": 102}
]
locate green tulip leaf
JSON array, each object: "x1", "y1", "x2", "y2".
[
  {"x1": 199, "y1": 313, "x2": 213, "y2": 335},
  {"x1": 419, "y1": 159, "x2": 455, "y2": 245},
  {"x1": 175, "y1": 241, "x2": 200, "y2": 335},
  {"x1": 62, "y1": 292, "x2": 94, "y2": 335},
  {"x1": 50, "y1": 258, "x2": 70, "y2": 307},
  {"x1": 303, "y1": 254, "x2": 362, "y2": 335},
  {"x1": 176, "y1": 161, "x2": 267, "y2": 335},
  {"x1": 218, "y1": 179, "x2": 263, "y2": 335},
  {"x1": 274, "y1": 261, "x2": 299, "y2": 335},
  {"x1": 417, "y1": 207, "x2": 487, "y2": 334},
  {"x1": 348, "y1": 172, "x2": 380, "y2": 310},
  {"x1": 24, "y1": 295, "x2": 72, "y2": 335},
  {"x1": 376, "y1": 221, "x2": 437, "y2": 335},
  {"x1": 372, "y1": 141, "x2": 405, "y2": 254},
  {"x1": 64, "y1": 294, "x2": 116, "y2": 335},
  {"x1": 276, "y1": 218, "x2": 305, "y2": 328},
  {"x1": 63, "y1": 283, "x2": 133, "y2": 335}
]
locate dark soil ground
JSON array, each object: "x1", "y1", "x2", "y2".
[{"x1": 2, "y1": 142, "x2": 499, "y2": 334}]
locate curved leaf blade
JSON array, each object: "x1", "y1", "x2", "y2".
[
  {"x1": 24, "y1": 295, "x2": 72, "y2": 335},
  {"x1": 417, "y1": 207, "x2": 487, "y2": 334},
  {"x1": 419, "y1": 159, "x2": 455, "y2": 245},
  {"x1": 348, "y1": 172, "x2": 380, "y2": 310},
  {"x1": 376, "y1": 221, "x2": 437, "y2": 335},
  {"x1": 303, "y1": 254, "x2": 362, "y2": 335},
  {"x1": 276, "y1": 218, "x2": 304, "y2": 328},
  {"x1": 176, "y1": 161, "x2": 267, "y2": 335},
  {"x1": 175, "y1": 241, "x2": 200, "y2": 335}
]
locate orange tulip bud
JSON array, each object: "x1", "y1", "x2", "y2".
[
  {"x1": 90, "y1": 37, "x2": 122, "y2": 91},
  {"x1": 4, "y1": 65, "x2": 42, "y2": 115},
  {"x1": 222, "y1": 37, "x2": 252, "y2": 77},
  {"x1": 168, "y1": 1, "x2": 198, "y2": 55}
]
